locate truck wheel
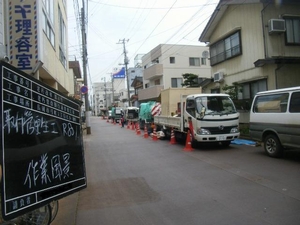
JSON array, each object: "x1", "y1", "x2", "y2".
[
  {"x1": 264, "y1": 134, "x2": 283, "y2": 158},
  {"x1": 220, "y1": 141, "x2": 231, "y2": 147}
]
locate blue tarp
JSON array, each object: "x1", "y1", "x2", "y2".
[{"x1": 231, "y1": 138, "x2": 256, "y2": 146}]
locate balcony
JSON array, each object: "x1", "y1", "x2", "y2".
[
  {"x1": 144, "y1": 63, "x2": 163, "y2": 80},
  {"x1": 138, "y1": 85, "x2": 164, "y2": 101}
]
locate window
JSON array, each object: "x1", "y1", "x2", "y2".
[
  {"x1": 201, "y1": 58, "x2": 206, "y2": 65},
  {"x1": 170, "y1": 57, "x2": 175, "y2": 64},
  {"x1": 210, "y1": 31, "x2": 241, "y2": 65},
  {"x1": 254, "y1": 93, "x2": 289, "y2": 113},
  {"x1": 42, "y1": 0, "x2": 53, "y2": 22},
  {"x1": 186, "y1": 98, "x2": 196, "y2": 117},
  {"x1": 241, "y1": 79, "x2": 267, "y2": 99},
  {"x1": 171, "y1": 78, "x2": 183, "y2": 88},
  {"x1": 42, "y1": 0, "x2": 55, "y2": 46},
  {"x1": 189, "y1": 57, "x2": 200, "y2": 66},
  {"x1": 211, "y1": 88, "x2": 220, "y2": 93},
  {"x1": 285, "y1": 17, "x2": 300, "y2": 45},
  {"x1": 152, "y1": 58, "x2": 159, "y2": 64},
  {"x1": 289, "y1": 92, "x2": 300, "y2": 112},
  {"x1": 59, "y1": 7, "x2": 66, "y2": 68},
  {"x1": 154, "y1": 79, "x2": 160, "y2": 85}
]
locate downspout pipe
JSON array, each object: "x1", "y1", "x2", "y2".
[{"x1": 261, "y1": 1, "x2": 272, "y2": 59}]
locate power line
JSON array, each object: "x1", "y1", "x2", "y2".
[{"x1": 130, "y1": 0, "x2": 178, "y2": 60}]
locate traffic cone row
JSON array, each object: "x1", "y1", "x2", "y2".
[
  {"x1": 136, "y1": 123, "x2": 141, "y2": 135},
  {"x1": 152, "y1": 125, "x2": 158, "y2": 141},
  {"x1": 169, "y1": 127, "x2": 176, "y2": 144},
  {"x1": 106, "y1": 120, "x2": 193, "y2": 151},
  {"x1": 183, "y1": 130, "x2": 194, "y2": 151},
  {"x1": 144, "y1": 125, "x2": 148, "y2": 138}
]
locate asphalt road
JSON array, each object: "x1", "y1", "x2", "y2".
[{"x1": 52, "y1": 116, "x2": 300, "y2": 225}]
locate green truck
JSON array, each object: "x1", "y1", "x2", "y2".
[{"x1": 111, "y1": 107, "x2": 123, "y2": 123}]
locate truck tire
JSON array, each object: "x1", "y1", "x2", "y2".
[{"x1": 264, "y1": 134, "x2": 283, "y2": 158}]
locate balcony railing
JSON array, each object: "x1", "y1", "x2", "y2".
[
  {"x1": 144, "y1": 64, "x2": 163, "y2": 80},
  {"x1": 138, "y1": 85, "x2": 164, "y2": 101}
]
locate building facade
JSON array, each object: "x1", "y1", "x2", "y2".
[
  {"x1": 1, "y1": 0, "x2": 76, "y2": 96},
  {"x1": 138, "y1": 44, "x2": 211, "y2": 102},
  {"x1": 199, "y1": 0, "x2": 300, "y2": 122}
]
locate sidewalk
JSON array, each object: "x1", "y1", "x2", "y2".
[
  {"x1": 51, "y1": 193, "x2": 79, "y2": 225},
  {"x1": 51, "y1": 124, "x2": 88, "y2": 225}
]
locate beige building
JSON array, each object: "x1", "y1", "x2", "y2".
[
  {"x1": 1, "y1": 0, "x2": 77, "y2": 96},
  {"x1": 199, "y1": 0, "x2": 300, "y2": 122},
  {"x1": 138, "y1": 44, "x2": 211, "y2": 102}
]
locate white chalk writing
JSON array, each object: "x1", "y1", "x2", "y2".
[
  {"x1": 24, "y1": 153, "x2": 73, "y2": 189},
  {"x1": 3, "y1": 109, "x2": 79, "y2": 137}
]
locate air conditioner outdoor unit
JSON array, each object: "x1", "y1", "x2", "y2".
[
  {"x1": 213, "y1": 72, "x2": 224, "y2": 82},
  {"x1": 268, "y1": 19, "x2": 286, "y2": 34}
]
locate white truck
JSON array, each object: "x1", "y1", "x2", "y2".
[
  {"x1": 124, "y1": 106, "x2": 139, "y2": 123},
  {"x1": 154, "y1": 89, "x2": 240, "y2": 147}
]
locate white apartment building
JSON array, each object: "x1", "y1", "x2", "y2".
[{"x1": 139, "y1": 44, "x2": 211, "y2": 102}]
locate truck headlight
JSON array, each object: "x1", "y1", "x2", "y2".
[
  {"x1": 230, "y1": 127, "x2": 239, "y2": 133},
  {"x1": 197, "y1": 128, "x2": 211, "y2": 135}
]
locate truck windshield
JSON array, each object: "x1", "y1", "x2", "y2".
[{"x1": 195, "y1": 96, "x2": 237, "y2": 115}]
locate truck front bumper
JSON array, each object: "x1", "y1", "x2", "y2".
[{"x1": 193, "y1": 133, "x2": 240, "y2": 142}]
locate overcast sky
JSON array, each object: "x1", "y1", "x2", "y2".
[{"x1": 67, "y1": 0, "x2": 219, "y2": 84}]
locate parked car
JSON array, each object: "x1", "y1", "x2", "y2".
[{"x1": 249, "y1": 86, "x2": 300, "y2": 157}]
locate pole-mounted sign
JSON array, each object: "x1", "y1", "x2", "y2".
[{"x1": 80, "y1": 85, "x2": 88, "y2": 94}]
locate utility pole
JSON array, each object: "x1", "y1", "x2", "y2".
[
  {"x1": 81, "y1": 1, "x2": 91, "y2": 134},
  {"x1": 104, "y1": 77, "x2": 107, "y2": 110},
  {"x1": 107, "y1": 73, "x2": 114, "y2": 106},
  {"x1": 117, "y1": 39, "x2": 130, "y2": 107},
  {"x1": 111, "y1": 74, "x2": 115, "y2": 106}
]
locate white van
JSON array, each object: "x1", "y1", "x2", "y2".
[{"x1": 249, "y1": 87, "x2": 300, "y2": 157}]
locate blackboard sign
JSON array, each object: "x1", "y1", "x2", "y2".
[{"x1": 0, "y1": 62, "x2": 87, "y2": 220}]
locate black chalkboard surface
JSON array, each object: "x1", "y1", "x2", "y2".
[{"x1": 0, "y1": 62, "x2": 87, "y2": 220}]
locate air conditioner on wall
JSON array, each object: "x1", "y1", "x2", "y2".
[
  {"x1": 213, "y1": 72, "x2": 224, "y2": 82},
  {"x1": 268, "y1": 19, "x2": 286, "y2": 34}
]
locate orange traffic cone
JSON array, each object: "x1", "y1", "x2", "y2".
[
  {"x1": 136, "y1": 123, "x2": 141, "y2": 135},
  {"x1": 131, "y1": 122, "x2": 135, "y2": 130},
  {"x1": 127, "y1": 121, "x2": 131, "y2": 129},
  {"x1": 119, "y1": 119, "x2": 122, "y2": 126},
  {"x1": 169, "y1": 127, "x2": 176, "y2": 144},
  {"x1": 183, "y1": 130, "x2": 194, "y2": 151},
  {"x1": 144, "y1": 125, "x2": 148, "y2": 138},
  {"x1": 152, "y1": 125, "x2": 158, "y2": 141}
]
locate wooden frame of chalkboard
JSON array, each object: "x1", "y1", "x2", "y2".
[{"x1": 0, "y1": 62, "x2": 87, "y2": 220}]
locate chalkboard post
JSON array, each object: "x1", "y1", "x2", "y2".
[{"x1": 0, "y1": 62, "x2": 87, "y2": 220}]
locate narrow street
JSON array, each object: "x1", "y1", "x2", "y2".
[{"x1": 53, "y1": 116, "x2": 300, "y2": 225}]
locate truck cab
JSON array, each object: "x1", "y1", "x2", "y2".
[
  {"x1": 111, "y1": 107, "x2": 123, "y2": 123},
  {"x1": 184, "y1": 94, "x2": 240, "y2": 146}
]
